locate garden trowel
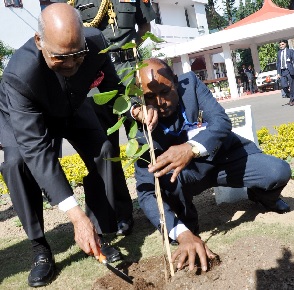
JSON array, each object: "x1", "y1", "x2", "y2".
[{"x1": 95, "y1": 248, "x2": 133, "y2": 284}]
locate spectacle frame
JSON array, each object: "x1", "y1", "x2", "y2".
[{"x1": 42, "y1": 39, "x2": 89, "y2": 63}]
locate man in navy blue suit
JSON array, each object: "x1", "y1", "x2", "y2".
[
  {"x1": 276, "y1": 40, "x2": 294, "y2": 105},
  {"x1": 131, "y1": 58, "x2": 291, "y2": 272}
]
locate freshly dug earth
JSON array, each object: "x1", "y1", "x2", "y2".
[{"x1": 1, "y1": 179, "x2": 294, "y2": 289}]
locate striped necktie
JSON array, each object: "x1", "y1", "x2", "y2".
[{"x1": 282, "y1": 49, "x2": 286, "y2": 69}]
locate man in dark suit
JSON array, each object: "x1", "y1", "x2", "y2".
[
  {"x1": 276, "y1": 39, "x2": 294, "y2": 105},
  {"x1": 245, "y1": 64, "x2": 255, "y2": 94},
  {"x1": 0, "y1": 4, "x2": 124, "y2": 287},
  {"x1": 132, "y1": 58, "x2": 291, "y2": 271},
  {"x1": 58, "y1": 0, "x2": 156, "y2": 236}
]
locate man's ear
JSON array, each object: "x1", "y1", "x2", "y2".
[{"x1": 34, "y1": 33, "x2": 42, "y2": 51}]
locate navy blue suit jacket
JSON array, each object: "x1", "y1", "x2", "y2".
[
  {"x1": 277, "y1": 48, "x2": 294, "y2": 75},
  {"x1": 135, "y1": 72, "x2": 261, "y2": 233}
]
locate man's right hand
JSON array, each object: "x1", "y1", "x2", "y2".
[
  {"x1": 172, "y1": 230, "x2": 216, "y2": 271},
  {"x1": 66, "y1": 206, "x2": 101, "y2": 257},
  {"x1": 132, "y1": 105, "x2": 158, "y2": 131}
]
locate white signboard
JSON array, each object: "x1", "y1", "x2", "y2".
[{"x1": 214, "y1": 105, "x2": 258, "y2": 204}]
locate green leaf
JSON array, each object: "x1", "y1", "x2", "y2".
[
  {"x1": 141, "y1": 32, "x2": 165, "y2": 43},
  {"x1": 126, "y1": 139, "x2": 139, "y2": 157},
  {"x1": 123, "y1": 157, "x2": 139, "y2": 170},
  {"x1": 119, "y1": 63, "x2": 148, "y2": 84},
  {"x1": 107, "y1": 116, "x2": 127, "y2": 135},
  {"x1": 99, "y1": 43, "x2": 118, "y2": 53},
  {"x1": 104, "y1": 156, "x2": 130, "y2": 162},
  {"x1": 113, "y1": 95, "x2": 131, "y2": 115},
  {"x1": 129, "y1": 84, "x2": 143, "y2": 96},
  {"x1": 93, "y1": 90, "x2": 118, "y2": 105},
  {"x1": 133, "y1": 144, "x2": 149, "y2": 157},
  {"x1": 117, "y1": 66, "x2": 134, "y2": 76},
  {"x1": 128, "y1": 120, "x2": 138, "y2": 139},
  {"x1": 121, "y1": 42, "x2": 137, "y2": 50}
]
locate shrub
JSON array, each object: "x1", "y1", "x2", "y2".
[
  {"x1": 257, "y1": 124, "x2": 294, "y2": 160},
  {"x1": 0, "y1": 145, "x2": 135, "y2": 194}
]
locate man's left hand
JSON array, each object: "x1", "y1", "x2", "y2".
[
  {"x1": 172, "y1": 230, "x2": 216, "y2": 271},
  {"x1": 148, "y1": 143, "x2": 193, "y2": 182}
]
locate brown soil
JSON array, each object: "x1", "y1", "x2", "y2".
[{"x1": 1, "y1": 179, "x2": 294, "y2": 289}]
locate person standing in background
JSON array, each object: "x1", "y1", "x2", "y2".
[
  {"x1": 239, "y1": 64, "x2": 249, "y2": 93},
  {"x1": 245, "y1": 65, "x2": 255, "y2": 94},
  {"x1": 276, "y1": 39, "x2": 294, "y2": 105}
]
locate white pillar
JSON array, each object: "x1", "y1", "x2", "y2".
[
  {"x1": 204, "y1": 54, "x2": 214, "y2": 80},
  {"x1": 222, "y1": 43, "x2": 239, "y2": 99},
  {"x1": 181, "y1": 54, "x2": 191, "y2": 73},
  {"x1": 250, "y1": 43, "x2": 261, "y2": 74}
]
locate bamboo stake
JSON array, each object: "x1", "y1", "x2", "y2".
[{"x1": 132, "y1": 43, "x2": 174, "y2": 277}]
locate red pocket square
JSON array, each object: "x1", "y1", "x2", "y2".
[{"x1": 89, "y1": 71, "x2": 105, "y2": 89}]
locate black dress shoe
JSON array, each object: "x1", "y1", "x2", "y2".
[
  {"x1": 248, "y1": 193, "x2": 290, "y2": 214},
  {"x1": 263, "y1": 198, "x2": 290, "y2": 214},
  {"x1": 116, "y1": 217, "x2": 134, "y2": 236},
  {"x1": 28, "y1": 252, "x2": 55, "y2": 287}
]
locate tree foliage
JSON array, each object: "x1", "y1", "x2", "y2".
[
  {"x1": 258, "y1": 43, "x2": 279, "y2": 70},
  {"x1": 0, "y1": 41, "x2": 14, "y2": 72}
]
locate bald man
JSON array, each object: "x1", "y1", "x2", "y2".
[
  {"x1": 132, "y1": 58, "x2": 290, "y2": 271},
  {"x1": 0, "y1": 3, "x2": 124, "y2": 287}
]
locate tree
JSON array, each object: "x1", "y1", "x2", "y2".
[
  {"x1": 0, "y1": 41, "x2": 14, "y2": 73},
  {"x1": 222, "y1": 0, "x2": 236, "y2": 25},
  {"x1": 205, "y1": 0, "x2": 228, "y2": 31}
]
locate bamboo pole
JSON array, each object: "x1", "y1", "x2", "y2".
[{"x1": 135, "y1": 62, "x2": 175, "y2": 278}]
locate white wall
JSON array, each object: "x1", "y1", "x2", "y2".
[
  {"x1": 172, "y1": 61, "x2": 184, "y2": 76},
  {"x1": 0, "y1": 1, "x2": 40, "y2": 49},
  {"x1": 186, "y1": 6, "x2": 197, "y2": 28},
  {"x1": 158, "y1": 3, "x2": 187, "y2": 27}
]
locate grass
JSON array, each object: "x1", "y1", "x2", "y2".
[{"x1": 2, "y1": 180, "x2": 294, "y2": 289}]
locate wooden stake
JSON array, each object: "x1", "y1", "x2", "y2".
[{"x1": 132, "y1": 42, "x2": 174, "y2": 277}]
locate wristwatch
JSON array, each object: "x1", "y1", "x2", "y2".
[{"x1": 187, "y1": 141, "x2": 201, "y2": 158}]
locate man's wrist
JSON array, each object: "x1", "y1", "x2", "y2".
[
  {"x1": 169, "y1": 223, "x2": 189, "y2": 240},
  {"x1": 58, "y1": 196, "x2": 78, "y2": 212},
  {"x1": 187, "y1": 141, "x2": 201, "y2": 158}
]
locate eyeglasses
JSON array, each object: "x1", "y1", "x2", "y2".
[{"x1": 42, "y1": 39, "x2": 89, "y2": 63}]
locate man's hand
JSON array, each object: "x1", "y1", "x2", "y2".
[
  {"x1": 172, "y1": 230, "x2": 216, "y2": 271},
  {"x1": 66, "y1": 206, "x2": 101, "y2": 257},
  {"x1": 277, "y1": 74, "x2": 281, "y2": 79},
  {"x1": 148, "y1": 143, "x2": 194, "y2": 182},
  {"x1": 132, "y1": 105, "x2": 158, "y2": 131}
]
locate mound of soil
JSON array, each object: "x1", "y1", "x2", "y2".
[{"x1": 92, "y1": 237, "x2": 294, "y2": 290}]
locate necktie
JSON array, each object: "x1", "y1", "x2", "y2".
[{"x1": 282, "y1": 49, "x2": 286, "y2": 69}]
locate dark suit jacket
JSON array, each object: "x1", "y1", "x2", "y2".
[
  {"x1": 135, "y1": 72, "x2": 261, "y2": 233},
  {"x1": 0, "y1": 27, "x2": 121, "y2": 205},
  {"x1": 277, "y1": 48, "x2": 294, "y2": 75}
]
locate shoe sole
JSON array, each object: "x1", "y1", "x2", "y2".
[{"x1": 28, "y1": 267, "x2": 55, "y2": 287}]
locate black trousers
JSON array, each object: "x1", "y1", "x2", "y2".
[
  {"x1": 280, "y1": 69, "x2": 294, "y2": 100},
  {"x1": 0, "y1": 114, "x2": 119, "y2": 240},
  {"x1": 87, "y1": 97, "x2": 133, "y2": 222}
]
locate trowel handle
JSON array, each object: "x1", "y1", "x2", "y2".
[{"x1": 96, "y1": 246, "x2": 107, "y2": 263}]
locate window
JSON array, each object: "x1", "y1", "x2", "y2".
[
  {"x1": 4, "y1": 0, "x2": 23, "y2": 7},
  {"x1": 185, "y1": 9, "x2": 190, "y2": 27}
]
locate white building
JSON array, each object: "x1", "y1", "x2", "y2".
[
  {"x1": 0, "y1": 0, "x2": 226, "y2": 79},
  {"x1": 150, "y1": 0, "x2": 226, "y2": 78}
]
